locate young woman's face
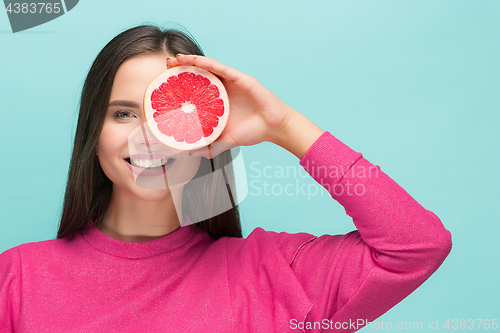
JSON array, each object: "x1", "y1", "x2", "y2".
[{"x1": 97, "y1": 54, "x2": 202, "y2": 201}]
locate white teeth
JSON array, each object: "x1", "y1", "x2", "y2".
[{"x1": 130, "y1": 158, "x2": 171, "y2": 169}]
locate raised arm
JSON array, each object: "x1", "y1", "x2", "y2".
[
  {"x1": 171, "y1": 54, "x2": 452, "y2": 330},
  {"x1": 289, "y1": 130, "x2": 452, "y2": 331}
]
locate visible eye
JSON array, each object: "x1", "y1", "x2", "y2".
[{"x1": 113, "y1": 110, "x2": 136, "y2": 119}]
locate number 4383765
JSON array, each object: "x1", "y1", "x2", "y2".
[
  {"x1": 5, "y1": 3, "x2": 62, "y2": 14},
  {"x1": 444, "y1": 319, "x2": 498, "y2": 330}
]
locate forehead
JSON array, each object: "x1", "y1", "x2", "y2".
[{"x1": 109, "y1": 54, "x2": 168, "y2": 103}]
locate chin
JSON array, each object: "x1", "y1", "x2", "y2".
[{"x1": 131, "y1": 186, "x2": 174, "y2": 202}]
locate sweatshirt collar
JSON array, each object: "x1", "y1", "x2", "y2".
[{"x1": 80, "y1": 216, "x2": 196, "y2": 259}]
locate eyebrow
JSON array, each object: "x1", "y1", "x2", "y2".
[{"x1": 108, "y1": 100, "x2": 140, "y2": 108}]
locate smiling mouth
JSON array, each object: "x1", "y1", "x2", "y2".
[{"x1": 125, "y1": 157, "x2": 175, "y2": 169}]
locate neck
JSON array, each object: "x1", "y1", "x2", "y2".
[{"x1": 98, "y1": 186, "x2": 184, "y2": 242}]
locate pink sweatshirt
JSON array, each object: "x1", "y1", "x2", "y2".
[{"x1": 0, "y1": 132, "x2": 452, "y2": 332}]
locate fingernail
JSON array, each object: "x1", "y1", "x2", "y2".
[{"x1": 176, "y1": 53, "x2": 185, "y2": 58}]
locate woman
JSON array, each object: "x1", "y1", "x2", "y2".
[{"x1": 0, "y1": 25, "x2": 452, "y2": 332}]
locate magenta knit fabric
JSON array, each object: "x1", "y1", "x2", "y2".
[{"x1": 0, "y1": 131, "x2": 452, "y2": 332}]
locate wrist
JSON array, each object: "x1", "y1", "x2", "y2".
[{"x1": 268, "y1": 108, "x2": 324, "y2": 159}]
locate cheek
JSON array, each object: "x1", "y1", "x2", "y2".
[
  {"x1": 97, "y1": 123, "x2": 131, "y2": 179},
  {"x1": 98, "y1": 124, "x2": 129, "y2": 157},
  {"x1": 183, "y1": 157, "x2": 202, "y2": 180},
  {"x1": 167, "y1": 156, "x2": 202, "y2": 186}
]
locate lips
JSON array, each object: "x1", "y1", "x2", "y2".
[
  {"x1": 127, "y1": 157, "x2": 173, "y2": 168},
  {"x1": 125, "y1": 153, "x2": 175, "y2": 167},
  {"x1": 123, "y1": 154, "x2": 176, "y2": 176}
]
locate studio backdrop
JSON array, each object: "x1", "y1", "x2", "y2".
[{"x1": 1, "y1": 0, "x2": 499, "y2": 331}]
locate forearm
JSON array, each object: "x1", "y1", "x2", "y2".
[{"x1": 268, "y1": 107, "x2": 325, "y2": 160}]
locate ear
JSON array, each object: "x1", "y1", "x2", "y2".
[{"x1": 95, "y1": 144, "x2": 99, "y2": 156}]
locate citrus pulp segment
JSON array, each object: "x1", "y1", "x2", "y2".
[{"x1": 144, "y1": 65, "x2": 229, "y2": 151}]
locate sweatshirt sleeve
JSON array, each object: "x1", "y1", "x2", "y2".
[
  {"x1": 292, "y1": 131, "x2": 452, "y2": 331},
  {"x1": 0, "y1": 247, "x2": 21, "y2": 333}
]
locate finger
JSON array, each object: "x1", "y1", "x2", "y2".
[
  {"x1": 166, "y1": 56, "x2": 181, "y2": 69},
  {"x1": 175, "y1": 54, "x2": 246, "y2": 84},
  {"x1": 177, "y1": 54, "x2": 259, "y2": 95},
  {"x1": 189, "y1": 141, "x2": 238, "y2": 159}
]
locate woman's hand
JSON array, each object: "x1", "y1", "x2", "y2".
[{"x1": 167, "y1": 54, "x2": 324, "y2": 159}]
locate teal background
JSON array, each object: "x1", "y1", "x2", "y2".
[{"x1": 1, "y1": 0, "x2": 499, "y2": 330}]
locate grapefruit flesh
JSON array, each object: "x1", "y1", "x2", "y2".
[{"x1": 144, "y1": 66, "x2": 229, "y2": 151}]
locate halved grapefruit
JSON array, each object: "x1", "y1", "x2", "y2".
[{"x1": 144, "y1": 65, "x2": 229, "y2": 151}]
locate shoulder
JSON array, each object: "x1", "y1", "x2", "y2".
[
  {"x1": 1, "y1": 237, "x2": 77, "y2": 270},
  {"x1": 222, "y1": 227, "x2": 363, "y2": 263},
  {"x1": 219, "y1": 228, "x2": 320, "y2": 329},
  {"x1": 0, "y1": 246, "x2": 21, "y2": 273},
  {"x1": 219, "y1": 227, "x2": 370, "y2": 287},
  {"x1": 222, "y1": 227, "x2": 318, "y2": 266}
]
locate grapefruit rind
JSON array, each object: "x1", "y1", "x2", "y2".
[{"x1": 144, "y1": 65, "x2": 229, "y2": 151}]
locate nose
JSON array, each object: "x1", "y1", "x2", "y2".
[{"x1": 130, "y1": 123, "x2": 161, "y2": 149}]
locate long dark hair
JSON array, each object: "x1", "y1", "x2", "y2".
[{"x1": 58, "y1": 24, "x2": 242, "y2": 240}]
